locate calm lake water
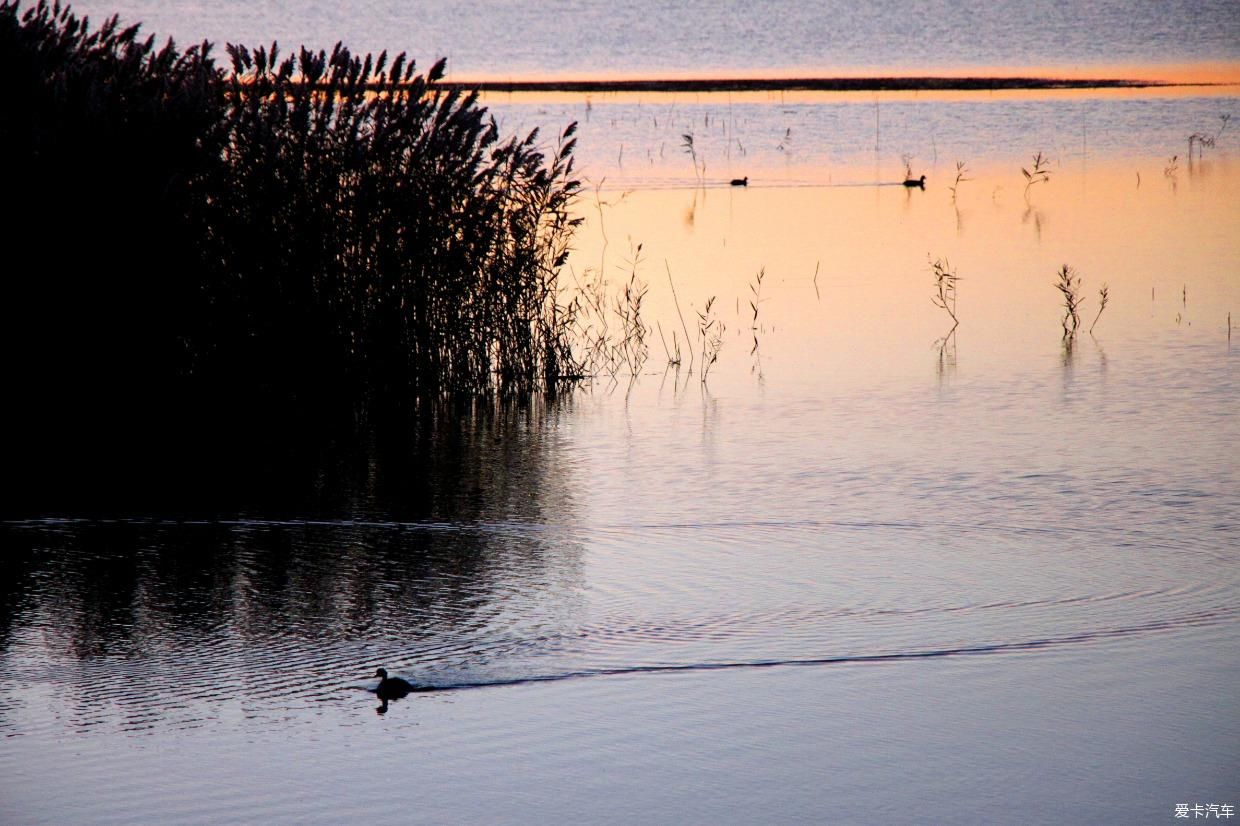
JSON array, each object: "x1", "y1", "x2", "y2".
[
  {"x1": 4, "y1": 4, "x2": 1239, "y2": 824},
  {"x1": 57, "y1": 0, "x2": 1240, "y2": 78}
]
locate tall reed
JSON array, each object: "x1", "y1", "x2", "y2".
[{"x1": 3, "y1": 1, "x2": 584, "y2": 425}]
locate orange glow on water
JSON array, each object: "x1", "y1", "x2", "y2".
[{"x1": 564, "y1": 156, "x2": 1240, "y2": 386}]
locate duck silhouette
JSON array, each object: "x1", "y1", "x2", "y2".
[
  {"x1": 730, "y1": 176, "x2": 748, "y2": 186},
  {"x1": 902, "y1": 174, "x2": 926, "y2": 188},
  {"x1": 373, "y1": 668, "x2": 417, "y2": 714},
  {"x1": 375, "y1": 668, "x2": 414, "y2": 699}
]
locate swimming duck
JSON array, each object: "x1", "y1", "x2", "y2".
[
  {"x1": 730, "y1": 176, "x2": 748, "y2": 186},
  {"x1": 375, "y1": 667, "x2": 414, "y2": 699},
  {"x1": 902, "y1": 175, "x2": 926, "y2": 188}
]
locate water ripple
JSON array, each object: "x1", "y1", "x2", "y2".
[{"x1": 1, "y1": 514, "x2": 1235, "y2": 734}]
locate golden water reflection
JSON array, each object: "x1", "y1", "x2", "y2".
[{"x1": 565, "y1": 155, "x2": 1240, "y2": 388}]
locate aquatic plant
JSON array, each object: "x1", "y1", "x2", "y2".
[
  {"x1": 930, "y1": 257, "x2": 960, "y2": 329},
  {"x1": 949, "y1": 161, "x2": 971, "y2": 201},
  {"x1": 2, "y1": 0, "x2": 232, "y2": 479},
  {"x1": 1188, "y1": 114, "x2": 1231, "y2": 159},
  {"x1": 3, "y1": 0, "x2": 585, "y2": 430},
  {"x1": 749, "y1": 267, "x2": 766, "y2": 330},
  {"x1": 666, "y1": 262, "x2": 694, "y2": 371},
  {"x1": 214, "y1": 42, "x2": 585, "y2": 402},
  {"x1": 1022, "y1": 151, "x2": 1051, "y2": 197},
  {"x1": 748, "y1": 267, "x2": 767, "y2": 357},
  {"x1": 1055, "y1": 265, "x2": 1083, "y2": 339},
  {"x1": 563, "y1": 240, "x2": 653, "y2": 380},
  {"x1": 681, "y1": 131, "x2": 705, "y2": 184},
  {"x1": 1090, "y1": 283, "x2": 1110, "y2": 335},
  {"x1": 566, "y1": 266, "x2": 611, "y2": 375},
  {"x1": 697, "y1": 296, "x2": 724, "y2": 382},
  {"x1": 656, "y1": 322, "x2": 683, "y2": 366},
  {"x1": 614, "y1": 247, "x2": 651, "y2": 375}
]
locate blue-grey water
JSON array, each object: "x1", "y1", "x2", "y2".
[
  {"x1": 58, "y1": 0, "x2": 1240, "y2": 77},
  {"x1": 4, "y1": 2, "x2": 1240, "y2": 823},
  {"x1": 4, "y1": 313, "x2": 1238, "y2": 822},
  {"x1": 485, "y1": 92, "x2": 1240, "y2": 190},
  {"x1": 5, "y1": 164, "x2": 1239, "y2": 818}
]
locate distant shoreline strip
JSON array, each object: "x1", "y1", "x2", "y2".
[{"x1": 431, "y1": 76, "x2": 1179, "y2": 93}]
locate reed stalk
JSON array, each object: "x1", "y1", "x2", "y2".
[
  {"x1": 930, "y1": 257, "x2": 959, "y2": 328},
  {"x1": 1022, "y1": 151, "x2": 1051, "y2": 198},
  {"x1": 1055, "y1": 265, "x2": 1083, "y2": 339},
  {"x1": 3, "y1": 1, "x2": 586, "y2": 424},
  {"x1": 1090, "y1": 283, "x2": 1110, "y2": 334}
]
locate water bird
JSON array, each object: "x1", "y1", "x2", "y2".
[
  {"x1": 903, "y1": 174, "x2": 926, "y2": 188},
  {"x1": 374, "y1": 667, "x2": 414, "y2": 700},
  {"x1": 730, "y1": 176, "x2": 748, "y2": 186}
]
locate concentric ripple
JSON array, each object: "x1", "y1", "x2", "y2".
[{"x1": 2, "y1": 512, "x2": 1235, "y2": 735}]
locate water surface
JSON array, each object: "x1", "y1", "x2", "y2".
[
  {"x1": 61, "y1": 0, "x2": 1240, "y2": 79},
  {"x1": 3, "y1": 81, "x2": 1238, "y2": 824}
]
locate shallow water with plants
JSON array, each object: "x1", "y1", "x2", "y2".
[{"x1": 2, "y1": 6, "x2": 1238, "y2": 821}]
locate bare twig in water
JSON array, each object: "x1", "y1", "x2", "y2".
[
  {"x1": 1188, "y1": 115, "x2": 1230, "y2": 160},
  {"x1": 666, "y1": 261, "x2": 694, "y2": 372},
  {"x1": 656, "y1": 321, "x2": 681, "y2": 366},
  {"x1": 930, "y1": 256, "x2": 960, "y2": 328}
]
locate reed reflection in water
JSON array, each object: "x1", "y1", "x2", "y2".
[{"x1": 1, "y1": 402, "x2": 586, "y2": 725}]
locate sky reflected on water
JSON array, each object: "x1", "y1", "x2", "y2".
[{"x1": 3, "y1": 80, "x2": 1238, "y2": 823}]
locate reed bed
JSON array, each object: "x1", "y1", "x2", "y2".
[{"x1": 3, "y1": 1, "x2": 584, "y2": 428}]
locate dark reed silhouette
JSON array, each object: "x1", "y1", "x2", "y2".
[
  {"x1": 1, "y1": 2, "x2": 582, "y2": 507},
  {"x1": 1055, "y1": 264, "x2": 1083, "y2": 340}
]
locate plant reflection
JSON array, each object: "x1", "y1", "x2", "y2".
[
  {"x1": 1, "y1": 401, "x2": 583, "y2": 728},
  {"x1": 935, "y1": 328, "x2": 958, "y2": 381}
]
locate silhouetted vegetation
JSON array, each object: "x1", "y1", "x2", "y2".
[
  {"x1": 1090, "y1": 283, "x2": 1110, "y2": 335},
  {"x1": 930, "y1": 256, "x2": 960, "y2": 330},
  {"x1": 948, "y1": 161, "x2": 970, "y2": 201},
  {"x1": 2, "y1": 2, "x2": 581, "y2": 507},
  {"x1": 1054, "y1": 264, "x2": 1083, "y2": 340},
  {"x1": 1188, "y1": 114, "x2": 1230, "y2": 160},
  {"x1": 1022, "y1": 151, "x2": 1051, "y2": 197}
]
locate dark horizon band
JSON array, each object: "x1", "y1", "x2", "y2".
[{"x1": 419, "y1": 76, "x2": 1190, "y2": 93}]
